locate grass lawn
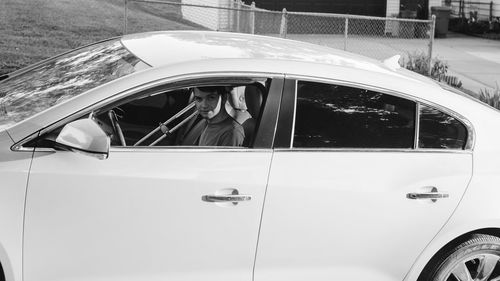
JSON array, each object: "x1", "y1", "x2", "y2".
[{"x1": 0, "y1": 0, "x2": 203, "y2": 75}]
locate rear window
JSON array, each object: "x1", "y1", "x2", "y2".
[{"x1": 0, "y1": 39, "x2": 149, "y2": 130}]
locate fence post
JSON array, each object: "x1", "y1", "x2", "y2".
[
  {"x1": 236, "y1": 1, "x2": 241, "y2": 33},
  {"x1": 250, "y1": 2, "x2": 256, "y2": 34},
  {"x1": 428, "y1": 15, "x2": 436, "y2": 77},
  {"x1": 229, "y1": 0, "x2": 233, "y2": 31},
  {"x1": 280, "y1": 8, "x2": 288, "y2": 38},
  {"x1": 124, "y1": 0, "x2": 128, "y2": 35},
  {"x1": 460, "y1": 0, "x2": 465, "y2": 19},
  {"x1": 490, "y1": 1, "x2": 493, "y2": 22},
  {"x1": 344, "y1": 17, "x2": 349, "y2": 51}
]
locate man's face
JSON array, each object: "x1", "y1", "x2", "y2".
[{"x1": 193, "y1": 88, "x2": 222, "y2": 120}]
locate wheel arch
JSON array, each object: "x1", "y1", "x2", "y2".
[
  {"x1": 415, "y1": 228, "x2": 500, "y2": 281},
  {"x1": 0, "y1": 242, "x2": 16, "y2": 281},
  {"x1": 0, "y1": 260, "x2": 5, "y2": 281}
]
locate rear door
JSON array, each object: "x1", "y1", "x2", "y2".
[{"x1": 255, "y1": 78, "x2": 473, "y2": 281}]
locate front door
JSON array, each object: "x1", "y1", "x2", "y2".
[{"x1": 23, "y1": 76, "x2": 283, "y2": 281}]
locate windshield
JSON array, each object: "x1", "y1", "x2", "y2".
[{"x1": 0, "y1": 39, "x2": 149, "y2": 130}]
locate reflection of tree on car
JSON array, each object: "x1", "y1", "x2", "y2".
[
  {"x1": 0, "y1": 39, "x2": 148, "y2": 131},
  {"x1": 294, "y1": 81, "x2": 415, "y2": 148}
]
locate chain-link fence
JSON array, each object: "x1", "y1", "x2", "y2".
[{"x1": 125, "y1": 0, "x2": 435, "y2": 72}]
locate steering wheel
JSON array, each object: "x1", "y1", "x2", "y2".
[{"x1": 108, "y1": 110, "x2": 126, "y2": 146}]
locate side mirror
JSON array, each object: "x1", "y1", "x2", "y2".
[{"x1": 56, "y1": 119, "x2": 110, "y2": 160}]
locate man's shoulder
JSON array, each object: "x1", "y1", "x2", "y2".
[
  {"x1": 218, "y1": 117, "x2": 244, "y2": 134},
  {"x1": 229, "y1": 118, "x2": 244, "y2": 134}
]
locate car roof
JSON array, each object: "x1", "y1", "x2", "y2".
[{"x1": 121, "y1": 30, "x2": 433, "y2": 86}]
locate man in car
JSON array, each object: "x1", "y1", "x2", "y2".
[{"x1": 193, "y1": 86, "x2": 245, "y2": 147}]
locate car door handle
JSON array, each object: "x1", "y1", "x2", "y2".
[
  {"x1": 202, "y1": 194, "x2": 252, "y2": 203},
  {"x1": 406, "y1": 192, "x2": 449, "y2": 200}
]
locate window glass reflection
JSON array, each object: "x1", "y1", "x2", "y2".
[
  {"x1": 293, "y1": 81, "x2": 415, "y2": 148},
  {"x1": 418, "y1": 105, "x2": 467, "y2": 149},
  {"x1": 0, "y1": 39, "x2": 147, "y2": 130}
]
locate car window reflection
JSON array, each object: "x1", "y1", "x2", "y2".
[
  {"x1": 293, "y1": 81, "x2": 416, "y2": 149},
  {"x1": 0, "y1": 39, "x2": 148, "y2": 129}
]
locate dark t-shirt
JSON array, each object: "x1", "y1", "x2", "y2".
[{"x1": 199, "y1": 116, "x2": 245, "y2": 146}]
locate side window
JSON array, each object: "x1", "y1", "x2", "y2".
[
  {"x1": 418, "y1": 104, "x2": 468, "y2": 149},
  {"x1": 92, "y1": 80, "x2": 269, "y2": 148},
  {"x1": 293, "y1": 81, "x2": 416, "y2": 149}
]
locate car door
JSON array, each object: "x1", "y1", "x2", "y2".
[
  {"x1": 23, "y1": 76, "x2": 283, "y2": 281},
  {"x1": 254, "y1": 78, "x2": 473, "y2": 281}
]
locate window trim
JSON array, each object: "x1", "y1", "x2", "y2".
[
  {"x1": 290, "y1": 80, "x2": 298, "y2": 149},
  {"x1": 414, "y1": 103, "x2": 421, "y2": 150},
  {"x1": 274, "y1": 78, "x2": 296, "y2": 148},
  {"x1": 282, "y1": 76, "x2": 475, "y2": 151},
  {"x1": 274, "y1": 148, "x2": 472, "y2": 154},
  {"x1": 12, "y1": 72, "x2": 285, "y2": 151}
]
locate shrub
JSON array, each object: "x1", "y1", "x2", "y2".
[
  {"x1": 402, "y1": 51, "x2": 463, "y2": 88},
  {"x1": 402, "y1": 51, "x2": 448, "y2": 79},
  {"x1": 478, "y1": 84, "x2": 500, "y2": 109}
]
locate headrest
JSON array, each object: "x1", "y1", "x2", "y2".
[{"x1": 244, "y1": 83, "x2": 264, "y2": 117}]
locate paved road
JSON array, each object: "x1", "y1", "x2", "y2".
[{"x1": 432, "y1": 32, "x2": 500, "y2": 93}]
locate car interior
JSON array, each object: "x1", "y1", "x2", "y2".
[{"x1": 92, "y1": 80, "x2": 269, "y2": 148}]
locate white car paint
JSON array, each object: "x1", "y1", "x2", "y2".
[
  {"x1": 24, "y1": 149, "x2": 271, "y2": 281},
  {"x1": 256, "y1": 151, "x2": 471, "y2": 281},
  {"x1": 1, "y1": 31, "x2": 500, "y2": 281},
  {"x1": 0, "y1": 131, "x2": 30, "y2": 281}
]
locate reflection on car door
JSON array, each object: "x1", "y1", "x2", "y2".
[
  {"x1": 254, "y1": 79, "x2": 473, "y2": 281},
  {"x1": 22, "y1": 77, "x2": 284, "y2": 281}
]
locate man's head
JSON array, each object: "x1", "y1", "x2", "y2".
[{"x1": 193, "y1": 86, "x2": 227, "y2": 120}]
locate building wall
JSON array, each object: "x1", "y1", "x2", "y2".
[
  {"x1": 429, "y1": 0, "x2": 441, "y2": 9},
  {"x1": 386, "y1": 0, "x2": 400, "y2": 17},
  {"x1": 387, "y1": 0, "x2": 443, "y2": 18},
  {"x1": 182, "y1": 0, "x2": 230, "y2": 30}
]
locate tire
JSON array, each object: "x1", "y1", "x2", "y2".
[{"x1": 420, "y1": 234, "x2": 500, "y2": 281}]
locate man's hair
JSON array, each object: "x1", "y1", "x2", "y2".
[{"x1": 197, "y1": 86, "x2": 227, "y2": 96}]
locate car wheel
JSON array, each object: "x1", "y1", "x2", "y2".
[{"x1": 421, "y1": 234, "x2": 500, "y2": 281}]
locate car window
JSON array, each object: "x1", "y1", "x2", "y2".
[
  {"x1": 293, "y1": 81, "x2": 416, "y2": 149},
  {"x1": 93, "y1": 80, "x2": 269, "y2": 148},
  {"x1": 418, "y1": 104, "x2": 468, "y2": 149},
  {"x1": 0, "y1": 39, "x2": 149, "y2": 131}
]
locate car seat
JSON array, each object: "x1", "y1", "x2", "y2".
[{"x1": 229, "y1": 83, "x2": 265, "y2": 146}]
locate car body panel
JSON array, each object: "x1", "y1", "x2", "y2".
[
  {"x1": 121, "y1": 31, "x2": 389, "y2": 71},
  {"x1": 255, "y1": 75, "x2": 476, "y2": 281},
  {"x1": 0, "y1": 131, "x2": 32, "y2": 281},
  {"x1": 24, "y1": 149, "x2": 272, "y2": 281},
  {"x1": 404, "y1": 146, "x2": 500, "y2": 280},
  {"x1": 255, "y1": 151, "x2": 472, "y2": 281}
]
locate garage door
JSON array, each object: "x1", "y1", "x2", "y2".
[{"x1": 252, "y1": 0, "x2": 387, "y2": 17}]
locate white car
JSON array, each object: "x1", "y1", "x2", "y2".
[{"x1": 1, "y1": 31, "x2": 500, "y2": 281}]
